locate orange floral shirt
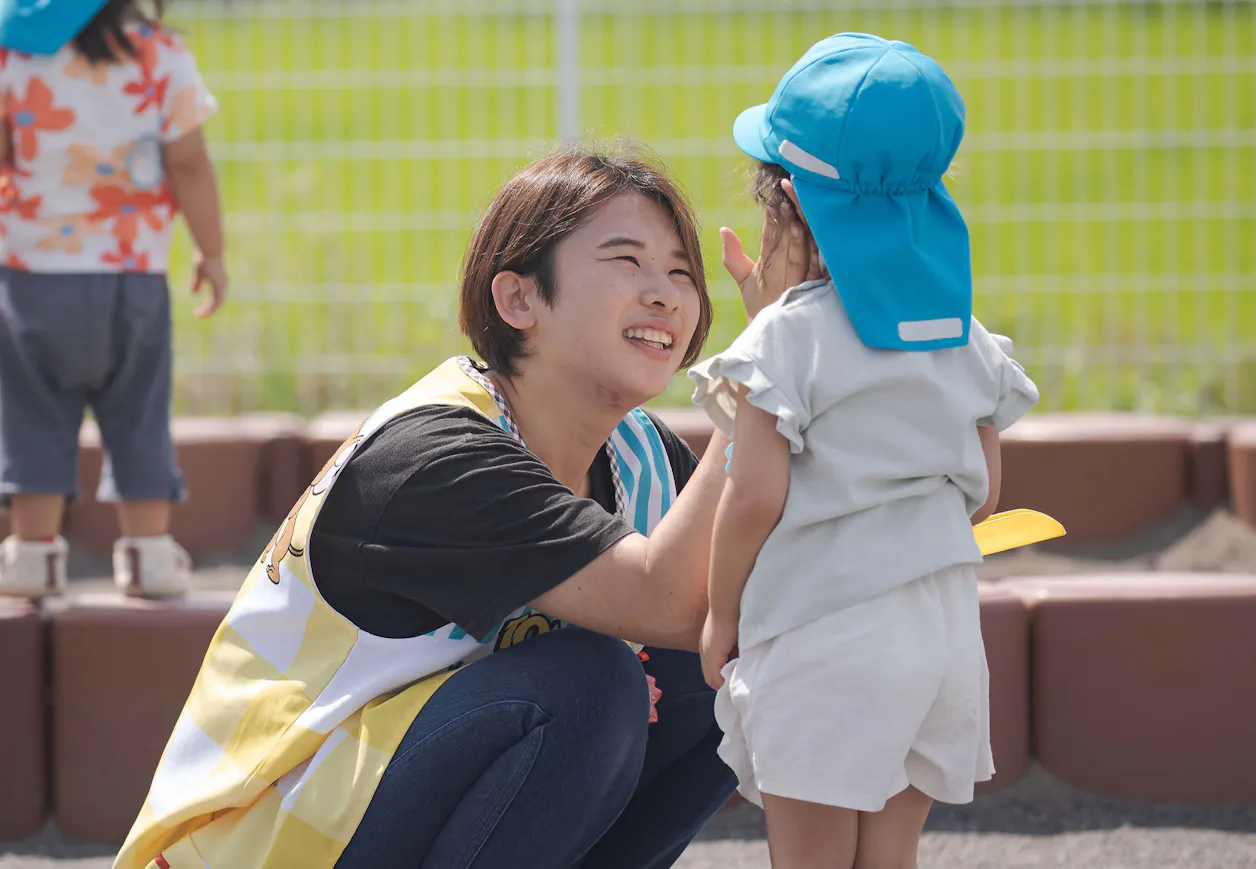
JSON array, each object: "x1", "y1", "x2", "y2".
[{"x1": 0, "y1": 24, "x2": 216, "y2": 273}]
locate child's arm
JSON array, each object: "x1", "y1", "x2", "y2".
[
  {"x1": 972, "y1": 424, "x2": 1001, "y2": 525},
  {"x1": 700, "y1": 385, "x2": 792, "y2": 689},
  {"x1": 164, "y1": 129, "x2": 227, "y2": 317}
]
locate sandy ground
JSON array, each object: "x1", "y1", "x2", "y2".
[{"x1": 3, "y1": 507, "x2": 1254, "y2": 868}]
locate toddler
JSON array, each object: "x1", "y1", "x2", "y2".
[
  {"x1": 0, "y1": 0, "x2": 224, "y2": 598},
  {"x1": 690, "y1": 33, "x2": 1039, "y2": 869}
]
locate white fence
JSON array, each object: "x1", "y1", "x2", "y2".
[{"x1": 168, "y1": 0, "x2": 1255, "y2": 415}]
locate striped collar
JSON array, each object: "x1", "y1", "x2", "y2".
[{"x1": 457, "y1": 355, "x2": 631, "y2": 521}]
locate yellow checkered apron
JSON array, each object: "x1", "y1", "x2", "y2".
[{"x1": 114, "y1": 358, "x2": 680, "y2": 869}]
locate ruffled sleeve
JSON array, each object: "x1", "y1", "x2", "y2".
[
  {"x1": 974, "y1": 325, "x2": 1040, "y2": 431},
  {"x1": 688, "y1": 301, "x2": 814, "y2": 454}
]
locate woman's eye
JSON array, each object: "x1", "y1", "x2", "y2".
[
  {"x1": 671, "y1": 269, "x2": 694, "y2": 280},
  {"x1": 616, "y1": 256, "x2": 640, "y2": 266}
]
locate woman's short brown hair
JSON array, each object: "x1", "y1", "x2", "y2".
[{"x1": 459, "y1": 141, "x2": 712, "y2": 377}]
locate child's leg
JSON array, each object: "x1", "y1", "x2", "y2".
[
  {"x1": 762, "y1": 793, "x2": 858, "y2": 869},
  {"x1": 92, "y1": 275, "x2": 183, "y2": 511},
  {"x1": 9, "y1": 493, "x2": 67, "y2": 540},
  {"x1": 0, "y1": 278, "x2": 93, "y2": 517},
  {"x1": 0, "y1": 272, "x2": 90, "y2": 529},
  {"x1": 91, "y1": 275, "x2": 189, "y2": 597},
  {"x1": 116, "y1": 499, "x2": 172, "y2": 538},
  {"x1": 851, "y1": 569, "x2": 987, "y2": 869},
  {"x1": 853, "y1": 786, "x2": 933, "y2": 869},
  {"x1": 0, "y1": 270, "x2": 96, "y2": 596}
]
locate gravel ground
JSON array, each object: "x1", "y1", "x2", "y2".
[
  {"x1": 4, "y1": 508, "x2": 1254, "y2": 868},
  {"x1": 677, "y1": 766, "x2": 1256, "y2": 868},
  {"x1": 6, "y1": 767, "x2": 1256, "y2": 869}
]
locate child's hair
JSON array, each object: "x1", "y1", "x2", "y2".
[
  {"x1": 74, "y1": 0, "x2": 166, "y2": 64},
  {"x1": 750, "y1": 160, "x2": 792, "y2": 211},
  {"x1": 751, "y1": 157, "x2": 962, "y2": 209}
]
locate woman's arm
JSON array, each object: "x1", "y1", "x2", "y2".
[
  {"x1": 532, "y1": 427, "x2": 730, "y2": 653},
  {"x1": 533, "y1": 201, "x2": 819, "y2": 653}
]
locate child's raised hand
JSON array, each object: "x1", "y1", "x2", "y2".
[
  {"x1": 700, "y1": 611, "x2": 739, "y2": 690},
  {"x1": 191, "y1": 253, "x2": 229, "y2": 318},
  {"x1": 721, "y1": 196, "x2": 818, "y2": 321},
  {"x1": 781, "y1": 178, "x2": 827, "y2": 286}
]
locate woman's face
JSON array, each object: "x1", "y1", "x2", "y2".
[{"x1": 531, "y1": 192, "x2": 702, "y2": 408}]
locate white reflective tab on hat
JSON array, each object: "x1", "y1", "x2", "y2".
[
  {"x1": 779, "y1": 140, "x2": 840, "y2": 180},
  {"x1": 898, "y1": 318, "x2": 964, "y2": 342}
]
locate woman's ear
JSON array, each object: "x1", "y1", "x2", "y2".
[{"x1": 491, "y1": 271, "x2": 540, "y2": 331}]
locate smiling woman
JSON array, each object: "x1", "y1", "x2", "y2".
[
  {"x1": 458, "y1": 145, "x2": 711, "y2": 382},
  {"x1": 114, "y1": 140, "x2": 819, "y2": 869}
]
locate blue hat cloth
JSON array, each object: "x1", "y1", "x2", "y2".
[
  {"x1": 734, "y1": 32, "x2": 972, "y2": 351},
  {"x1": 0, "y1": 0, "x2": 109, "y2": 55}
]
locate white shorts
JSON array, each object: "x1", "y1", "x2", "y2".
[{"x1": 714, "y1": 564, "x2": 993, "y2": 811}]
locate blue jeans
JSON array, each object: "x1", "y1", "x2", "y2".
[{"x1": 334, "y1": 627, "x2": 737, "y2": 869}]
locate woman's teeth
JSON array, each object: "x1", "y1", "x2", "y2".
[{"x1": 624, "y1": 327, "x2": 673, "y2": 351}]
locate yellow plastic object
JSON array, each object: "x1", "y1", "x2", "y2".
[{"x1": 973, "y1": 509, "x2": 1066, "y2": 556}]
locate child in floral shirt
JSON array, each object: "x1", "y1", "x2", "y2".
[{"x1": 0, "y1": 0, "x2": 225, "y2": 598}]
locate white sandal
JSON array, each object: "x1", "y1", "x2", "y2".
[
  {"x1": 0, "y1": 535, "x2": 68, "y2": 598},
  {"x1": 113, "y1": 534, "x2": 192, "y2": 599}
]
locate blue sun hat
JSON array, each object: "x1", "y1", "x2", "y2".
[
  {"x1": 0, "y1": 0, "x2": 109, "y2": 55},
  {"x1": 734, "y1": 32, "x2": 971, "y2": 351}
]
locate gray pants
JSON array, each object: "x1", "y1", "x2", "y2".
[{"x1": 0, "y1": 269, "x2": 185, "y2": 506}]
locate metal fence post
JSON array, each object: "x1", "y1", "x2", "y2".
[{"x1": 556, "y1": 0, "x2": 580, "y2": 140}]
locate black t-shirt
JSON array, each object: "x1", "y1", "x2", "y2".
[{"x1": 309, "y1": 405, "x2": 700, "y2": 641}]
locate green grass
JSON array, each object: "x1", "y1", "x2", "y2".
[{"x1": 165, "y1": 1, "x2": 1256, "y2": 416}]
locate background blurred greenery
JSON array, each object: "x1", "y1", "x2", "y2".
[{"x1": 166, "y1": 0, "x2": 1256, "y2": 416}]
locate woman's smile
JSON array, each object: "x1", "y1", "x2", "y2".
[{"x1": 623, "y1": 320, "x2": 678, "y2": 359}]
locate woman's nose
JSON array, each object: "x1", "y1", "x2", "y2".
[{"x1": 644, "y1": 270, "x2": 682, "y2": 311}]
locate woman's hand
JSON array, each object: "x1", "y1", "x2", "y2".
[
  {"x1": 700, "y1": 611, "x2": 739, "y2": 690},
  {"x1": 721, "y1": 185, "x2": 824, "y2": 321}
]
